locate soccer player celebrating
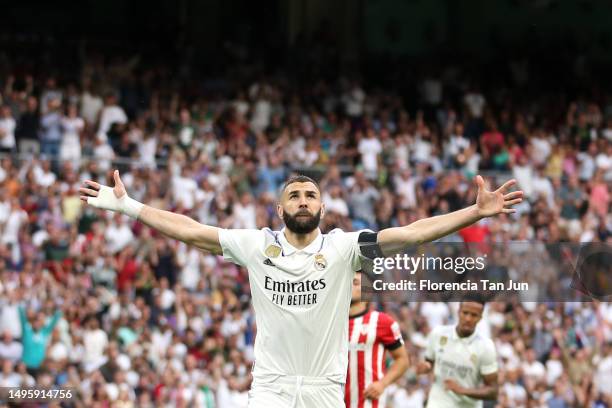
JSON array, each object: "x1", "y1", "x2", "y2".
[
  {"x1": 80, "y1": 171, "x2": 521, "y2": 407},
  {"x1": 416, "y1": 300, "x2": 499, "y2": 408},
  {"x1": 346, "y1": 272, "x2": 409, "y2": 408}
]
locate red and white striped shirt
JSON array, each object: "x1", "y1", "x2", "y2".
[{"x1": 345, "y1": 309, "x2": 404, "y2": 408}]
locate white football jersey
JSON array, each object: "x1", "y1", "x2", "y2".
[
  {"x1": 218, "y1": 227, "x2": 365, "y2": 382},
  {"x1": 425, "y1": 325, "x2": 498, "y2": 408}
]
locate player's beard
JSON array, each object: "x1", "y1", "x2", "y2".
[{"x1": 283, "y1": 208, "x2": 321, "y2": 234}]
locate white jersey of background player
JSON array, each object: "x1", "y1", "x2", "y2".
[
  {"x1": 417, "y1": 301, "x2": 499, "y2": 408},
  {"x1": 81, "y1": 171, "x2": 522, "y2": 407}
]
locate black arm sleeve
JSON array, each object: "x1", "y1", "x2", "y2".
[{"x1": 357, "y1": 231, "x2": 383, "y2": 259}]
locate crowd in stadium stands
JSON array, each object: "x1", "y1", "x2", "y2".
[{"x1": 0, "y1": 53, "x2": 611, "y2": 408}]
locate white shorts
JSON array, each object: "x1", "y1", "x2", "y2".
[{"x1": 248, "y1": 375, "x2": 345, "y2": 408}]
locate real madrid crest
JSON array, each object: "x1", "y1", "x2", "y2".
[
  {"x1": 314, "y1": 253, "x2": 327, "y2": 271},
  {"x1": 265, "y1": 245, "x2": 282, "y2": 258},
  {"x1": 470, "y1": 354, "x2": 478, "y2": 365},
  {"x1": 439, "y1": 336, "x2": 447, "y2": 346}
]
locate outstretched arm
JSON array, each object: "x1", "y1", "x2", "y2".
[
  {"x1": 444, "y1": 373, "x2": 498, "y2": 401},
  {"x1": 18, "y1": 305, "x2": 28, "y2": 330},
  {"x1": 80, "y1": 170, "x2": 223, "y2": 255},
  {"x1": 363, "y1": 345, "x2": 409, "y2": 400},
  {"x1": 42, "y1": 310, "x2": 62, "y2": 336},
  {"x1": 377, "y1": 175, "x2": 523, "y2": 254}
]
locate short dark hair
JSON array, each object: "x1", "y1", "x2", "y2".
[
  {"x1": 282, "y1": 175, "x2": 320, "y2": 193},
  {"x1": 461, "y1": 293, "x2": 486, "y2": 307}
]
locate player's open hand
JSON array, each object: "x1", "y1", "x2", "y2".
[
  {"x1": 79, "y1": 170, "x2": 126, "y2": 203},
  {"x1": 363, "y1": 381, "x2": 385, "y2": 400},
  {"x1": 475, "y1": 175, "x2": 524, "y2": 218},
  {"x1": 444, "y1": 379, "x2": 465, "y2": 395}
]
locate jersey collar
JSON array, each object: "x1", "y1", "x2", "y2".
[
  {"x1": 453, "y1": 326, "x2": 478, "y2": 343},
  {"x1": 278, "y1": 228, "x2": 324, "y2": 256}
]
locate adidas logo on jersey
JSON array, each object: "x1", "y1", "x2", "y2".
[{"x1": 263, "y1": 258, "x2": 276, "y2": 266}]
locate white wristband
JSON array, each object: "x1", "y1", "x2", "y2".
[
  {"x1": 120, "y1": 195, "x2": 145, "y2": 219},
  {"x1": 88, "y1": 185, "x2": 144, "y2": 219}
]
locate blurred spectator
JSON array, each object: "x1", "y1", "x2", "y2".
[
  {"x1": 16, "y1": 95, "x2": 40, "y2": 155},
  {"x1": 0, "y1": 105, "x2": 16, "y2": 153},
  {"x1": 98, "y1": 93, "x2": 127, "y2": 146},
  {"x1": 18, "y1": 306, "x2": 61, "y2": 375},
  {"x1": 0, "y1": 331, "x2": 23, "y2": 363},
  {"x1": 40, "y1": 98, "x2": 63, "y2": 157},
  {"x1": 60, "y1": 104, "x2": 84, "y2": 163}
]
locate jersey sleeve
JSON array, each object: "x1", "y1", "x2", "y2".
[
  {"x1": 377, "y1": 313, "x2": 404, "y2": 351},
  {"x1": 479, "y1": 339, "x2": 498, "y2": 376},
  {"x1": 329, "y1": 228, "x2": 378, "y2": 272},
  {"x1": 217, "y1": 229, "x2": 263, "y2": 267},
  {"x1": 424, "y1": 327, "x2": 438, "y2": 363}
]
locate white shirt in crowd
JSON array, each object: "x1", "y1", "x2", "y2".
[
  {"x1": 98, "y1": 105, "x2": 127, "y2": 140},
  {"x1": 0, "y1": 371, "x2": 21, "y2": 388},
  {"x1": 532, "y1": 173, "x2": 555, "y2": 208},
  {"x1": 545, "y1": 359, "x2": 563, "y2": 386},
  {"x1": 104, "y1": 219, "x2": 134, "y2": 254},
  {"x1": 93, "y1": 141, "x2": 115, "y2": 172},
  {"x1": 502, "y1": 381, "x2": 527, "y2": 407},
  {"x1": 343, "y1": 86, "x2": 366, "y2": 117},
  {"x1": 425, "y1": 325, "x2": 498, "y2": 408},
  {"x1": 464, "y1": 92, "x2": 486, "y2": 118},
  {"x1": 0, "y1": 199, "x2": 10, "y2": 226},
  {"x1": 0, "y1": 116, "x2": 16, "y2": 149},
  {"x1": 138, "y1": 137, "x2": 157, "y2": 168},
  {"x1": 195, "y1": 188, "x2": 216, "y2": 225},
  {"x1": 60, "y1": 116, "x2": 84, "y2": 161},
  {"x1": 446, "y1": 134, "x2": 470, "y2": 158},
  {"x1": 82, "y1": 328, "x2": 109, "y2": 372},
  {"x1": 177, "y1": 243, "x2": 202, "y2": 291},
  {"x1": 295, "y1": 145, "x2": 319, "y2": 167},
  {"x1": 33, "y1": 165, "x2": 57, "y2": 188},
  {"x1": 412, "y1": 136, "x2": 433, "y2": 163},
  {"x1": 394, "y1": 173, "x2": 419, "y2": 209},
  {"x1": 522, "y1": 360, "x2": 546, "y2": 382},
  {"x1": 2, "y1": 208, "x2": 27, "y2": 245},
  {"x1": 530, "y1": 136, "x2": 552, "y2": 166},
  {"x1": 49, "y1": 340, "x2": 69, "y2": 362},
  {"x1": 595, "y1": 354, "x2": 612, "y2": 395},
  {"x1": 232, "y1": 202, "x2": 257, "y2": 229},
  {"x1": 216, "y1": 378, "x2": 249, "y2": 408},
  {"x1": 151, "y1": 328, "x2": 173, "y2": 364},
  {"x1": 394, "y1": 140, "x2": 411, "y2": 169},
  {"x1": 80, "y1": 91, "x2": 103, "y2": 126},
  {"x1": 322, "y1": 193, "x2": 349, "y2": 217},
  {"x1": 513, "y1": 164, "x2": 534, "y2": 199},
  {"x1": 0, "y1": 340, "x2": 23, "y2": 363},
  {"x1": 358, "y1": 137, "x2": 382, "y2": 175},
  {"x1": 172, "y1": 175, "x2": 198, "y2": 210},
  {"x1": 577, "y1": 152, "x2": 596, "y2": 181},
  {"x1": 250, "y1": 99, "x2": 271, "y2": 133},
  {"x1": 0, "y1": 301, "x2": 21, "y2": 339},
  {"x1": 389, "y1": 384, "x2": 426, "y2": 408},
  {"x1": 421, "y1": 302, "x2": 450, "y2": 329}
]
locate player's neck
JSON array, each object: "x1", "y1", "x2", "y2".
[
  {"x1": 349, "y1": 301, "x2": 369, "y2": 318},
  {"x1": 455, "y1": 326, "x2": 474, "y2": 338},
  {"x1": 283, "y1": 228, "x2": 320, "y2": 250}
]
